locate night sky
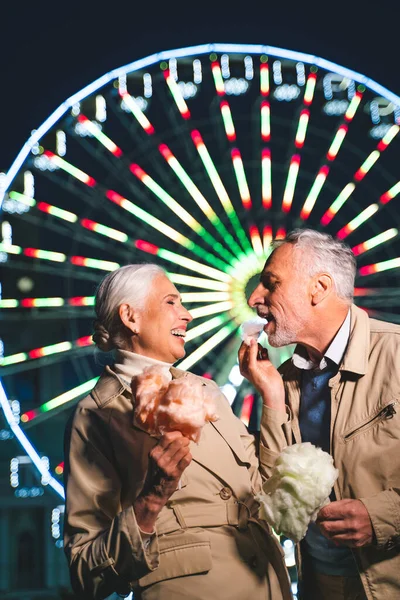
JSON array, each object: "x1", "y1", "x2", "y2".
[{"x1": 2, "y1": 2, "x2": 400, "y2": 175}]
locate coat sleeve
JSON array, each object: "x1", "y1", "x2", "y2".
[
  {"x1": 63, "y1": 403, "x2": 159, "y2": 600},
  {"x1": 258, "y1": 405, "x2": 291, "y2": 481},
  {"x1": 360, "y1": 489, "x2": 400, "y2": 551}
]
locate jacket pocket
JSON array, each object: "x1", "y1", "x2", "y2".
[
  {"x1": 136, "y1": 529, "x2": 212, "y2": 587},
  {"x1": 342, "y1": 400, "x2": 398, "y2": 442}
]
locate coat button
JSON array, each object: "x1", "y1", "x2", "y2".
[{"x1": 219, "y1": 486, "x2": 232, "y2": 500}]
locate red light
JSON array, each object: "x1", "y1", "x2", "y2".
[
  {"x1": 106, "y1": 190, "x2": 124, "y2": 205},
  {"x1": 191, "y1": 130, "x2": 203, "y2": 145},
  {"x1": 29, "y1": 348, "x2": 44, "y2": 359},
  {"x1": 70, "y1": 256, "x2": 86, "y2": 266},
  {"x1": 135, "y1": 240, "x2": 159, "y2": 255},
  {"x1": 69, "y1": 297, "x2": 86, "y2": 306},
  {"x1": 24, "y1": 248, "x2": 38, "y2": 258},
  {"x1": 159, "y1": 144, "x2": 173, "y2": 160},
  {"x1": 80, "y1": 219, "x2": 96, "y2": 230},
  {"x1": 76, "y1": 336, "x2": 92, "y2": 347},
  {"x1": 37, "y1": 202, "x2": 52, "y2": 213},
  {"x1": 130, "y1": 164, "x2": 146, "y2": 179},
  {"x1": 21, "y1": 298, "x2": 36, "y2": 307}
]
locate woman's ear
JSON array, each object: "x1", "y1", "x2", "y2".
[
  {"x1": 118, "y1": 303, "x2": 139, "y2": 334},
  {"x1": 310, "y1": 273, "x2": 332, "y2": 306}
]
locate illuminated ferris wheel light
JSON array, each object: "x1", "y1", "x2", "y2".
[
  {"x1": 351, "y1": 228, "x2": 398, "y2": 256},
  {"x1": 359, "y1": 257, "x2": 400, "y2": 276},
  {"x1": 43, "y1": 151, "x2": 97, "y2": 186},
  {"x1": 336, "y1": 204, "x2": 379, "y2": 239},
  {"x1": 380, "y1": 181, "x2": 400, "y2": 204}
]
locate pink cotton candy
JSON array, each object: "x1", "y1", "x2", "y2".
[{"x1": 132, "y1": 366, "x2": 219, "y2": 442}]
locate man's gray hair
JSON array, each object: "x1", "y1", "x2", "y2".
[{"x1": 275, "y1": 228, "x2": 357, "y2": 303}]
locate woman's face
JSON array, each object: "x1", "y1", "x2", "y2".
[{"x1": 132, "y1": 274, "x2": 193, "y2": 364}]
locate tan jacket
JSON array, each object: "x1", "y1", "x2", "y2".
[
  {"x1": 63, "y1": 365, "x2": 292, "y2": 600},
  {"x1": 261, "y1": 304, "x2": 400, "y2": 599}
]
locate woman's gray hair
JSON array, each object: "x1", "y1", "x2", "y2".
[
  {"x1": 274, "y1": 228, "x2": 357, "y2": 303},
  {"x1": 92, "y1": 263, "x2": 166, "y2": 351}
]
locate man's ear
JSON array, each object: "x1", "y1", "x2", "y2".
[
  {"x1": 118, "y1": 303, "x2": 139, "y2": 334},
  {"x1": 310, "y1": 273, "x2": 333, "y2": 306}
]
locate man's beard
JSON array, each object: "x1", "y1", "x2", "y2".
[{"x1": 267, "y1": 314, "x2": 305, "y2": 347}]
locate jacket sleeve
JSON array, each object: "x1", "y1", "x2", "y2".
[
  {"x1": 63, "y1": 403, "x2": 159, "y2": 600},
  {"x1": 360, "y1": 489, "x2": 400, "y2": 550},
  {"x1": 258, "y1": 404, "x2": 291, "y2": 481}
]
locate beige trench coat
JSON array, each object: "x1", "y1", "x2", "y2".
[
  {"x1": 261, "y1": 304, "x2": 400, "y2": 600},
  {"x1": 63, "y1": 365, "x2": 292, "y2": 600}
]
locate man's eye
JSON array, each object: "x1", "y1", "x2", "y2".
[{"x1": 167, "y1": 300, "x2": 175, "y2": 305}]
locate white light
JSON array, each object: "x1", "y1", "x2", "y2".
[
  {"x1": 244, "y1": 55, "x2": 254, "y2": 80},
  {"x1": 23, "y1": 170, "x2": 35, "y2": 197},
  {"x1": 274, "y1": 84, "x2": 301, "y2": 102},
  {"x1": 193, "y1": 59, "x2": 202, "y2": 84},
  {"x1": 225, "y1": 78, "x2": 248, "y2": 96},
  {"x1": 272, "y1": 60, "x2": 282, "y2": 84},
  {"x1": 220, "y1": 383, "x2": 237, "y2": 405},
  {"x1": 56, "y1": 130, "x2": 67, "y2": 156},
  {"x1": 296, "y1": 62, "x2": 306, "y2": 86},
  {"x1": 221, "y1": 54, "x2": 230, "y2": 79},
  {"x1": 323, "y1": 99, "x2": 349, "y2": 116},
  {"x1": 369, "y1": 123, "x2": 393, "y2": 139},
  {"x1": 169, "y1": 57, "x2": 178, "y2": 81},
  {"x1": 71, "y1": 102, "x2": 80, "y2": 117},
  {"x1": 228, "y1": 364, "x2": 244, "y2": 387},
  {"x1": 143, "y1": 73, "x2": 152, "y2": 98},
  {"x1": 95, "y1": 95, "x2": 107, "y2": 122}
]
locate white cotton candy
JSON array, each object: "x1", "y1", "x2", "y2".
[
  {"x1": 240, "y1": 317, "x2": 268, "y2": 345},
  {"x1": 256, "y1": 442, "x2": 339, "y2": 542}
]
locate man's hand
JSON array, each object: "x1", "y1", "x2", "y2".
[
  {"x1": 238, "y1": 338, "x2": 285, "y2": 411},
  {"x1": 134, "y1": 431, "x2": 192, "y2": 532},
  {"x1": 316, "y1": 499, "x2": 374, "y2": 548}
]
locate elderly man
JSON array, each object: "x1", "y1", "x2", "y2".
[{"x1": 239, "y1": 228, "x2": 400, "y2": 600}]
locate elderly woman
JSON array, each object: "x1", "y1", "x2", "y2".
[{"x1": 63, "y1": 263, "x2": 292, "y2": 600}]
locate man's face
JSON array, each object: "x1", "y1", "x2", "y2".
[{"x1": 247, "y1": 243, "x2": 311, "y2": 347}]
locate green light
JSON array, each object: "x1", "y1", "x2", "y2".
[
  {"x1": 9, "y1": 191, "x2": 36, "y2": 207},
  {"x1": 260, "y1": 55, "x2": 268, "y2": 63},
  {"x1": 0, "y1": 299, "x2": 19, "y2": 308},
  {"x1": 185, "y1": 314, "x2": 232, "y2": 342},
  {"x1": 40, "y1": 378, "x2": 99, "y2": 413},
  {"x1": 94, "y1": 223, "x2": 128, "y2": 243},
  {"x1": 160, "y1": 61, "x2": 168, "y2": 70},
  {"x1": 158, "y1": 248, "x2": 232, "y2": 282},
  {"x1": 46, "y1": 205, "x2": 77, "y2": 222},
  {"x1": 1, "y1": 353, "x2": 28, "y2": 366},
  {"x1": 0, "y1": 243, "x2": 22, "y2": 255},
  {"x1": 33, "y1": 298, "x2": 64, "y2": 307},
  {"x1": 178, "y1": 322, "x2": 237, "y2": 371},
  {"x1": 165, "y1": 154, "x2": 242, "y2": 258},
  {"x1": 35, "y1": 250, "x2": 66, "y2": 262}
]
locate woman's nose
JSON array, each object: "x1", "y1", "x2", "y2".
[{"x1": 182, "y1": 306, "x2": 193, "y2": 323}]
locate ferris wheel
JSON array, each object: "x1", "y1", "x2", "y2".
[{"x1": 1, "y1": 42, "x2": 400, "y2": 501}]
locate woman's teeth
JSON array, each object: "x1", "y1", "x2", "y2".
[{"x1": 171, "y1": 329, "x2": 186, "y2": 337}]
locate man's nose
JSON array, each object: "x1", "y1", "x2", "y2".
[{"x1": 247, "y1": 283, "x2": 264, "y2": 308}]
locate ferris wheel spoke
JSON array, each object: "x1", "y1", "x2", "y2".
[
  {"x1": 300, "y1": 91, "x2": 363, "y2": 220},
  {"x1": 177, "y1": 321, "x2": 238, "y2": 371},
  {"x1": 1, "y1": 335, "x2": 92, "y2": 369},
  {"x1": 281, "y1": 71, "x2": 316, "y2": 214},
  {"x1": 321, "y1": 124, "x2": 400, "y2": 226},
  {"x1": 20, "y1": 377, "x2": 99, "y2": 428}
]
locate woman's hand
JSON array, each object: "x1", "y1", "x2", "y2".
[
  {"x1": 134, "y1": 431, "x2": 192, "y2": 532},
  {"x1": 238, "y1": 338, "x2": 286, "y2": 411}
]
